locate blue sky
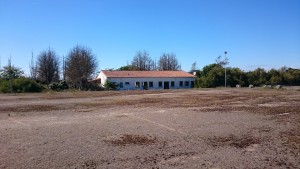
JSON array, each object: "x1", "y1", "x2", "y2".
[{"x1": 1, "y1": 0, "x2": 299, "y2": 75}]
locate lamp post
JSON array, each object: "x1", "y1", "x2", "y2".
[{"x1": 224, "y1": 51, "x2": 227, "y2": 88}]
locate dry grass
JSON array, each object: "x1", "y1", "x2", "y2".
[
  {"x1": 1, "y1": 88, "x2": 300, "y2": 168},
  {"x1": 207, "y1": 134, "x2": 261, "y2": 149},
  {"x1": 0, "y1": 105, "x2": 60, "y2": 113},
  {"x1": 107, "y1": 134, "x2": 157, "y2": 146},
  {"x1": 1, "y1": 88, "x2": 299, "y2": 152}
]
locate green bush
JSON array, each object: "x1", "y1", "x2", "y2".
[
  {"x1": 0, "y1": 79, "x2": 9, "y2": 93},
  {"x1": 48, "y1": 80, "x2": 68, "y2": 91},
  {"x1": 104, "y1": 81, "x2": 118, "y2": 90},
  {"x1": 0, "y1": 78, "x2": 44, "y2": 93},
  {"x1": 81, "y1": 82, "x2": 103, "y2": 91}
]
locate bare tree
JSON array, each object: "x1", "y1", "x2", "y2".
[
  {"x1": 191, "y1": 61, "x2": 197, "y2": 71},
  {"x1": 37, "y1": 48, "x2": 60, "y2": 84},
  {"x1": 65, "y1": 45, "x2": 98, "y2": 89},
  {"x1": 62, "y1": 55, "x2": 66, "y2": 80},
  {"x1": 215, "y1": 55, "x2": 229, "y2": 67},
  {"x1": 131, "y1": 50, "x2": 155, "y2": 70},
  {"x1": 158, "y1": 53, "x2": 180, "y2": 70},
  {"x1": 29, "y1": 52, "x2": 37, "y2": 80}
]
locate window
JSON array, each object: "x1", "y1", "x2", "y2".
[
  {"x1": 149, "y1": 81, "x2": 153, "y2": 88},
  {"x1": 125, "y1": 82, "x2": 130, "y2": 85},
  {"x1": 179, "y1": 81, "x2": 183, "y2": 87},
  {"x1": 171, "y1": 81, "x2": 175, "y2": 87},
  {"x1": 135, "y1": 82, "x2": 140, "y2": 88},
  {"x1": 185, "y1": 81, "x2": 190, "y2": 86},
  {"x1": 120, "y1": 82, "x2": 123, "y2": 88},
  {"x1": 158, "y1": 81, "x2": 163, "y2": 87}
]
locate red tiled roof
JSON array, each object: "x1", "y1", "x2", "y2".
[{"x1": 102, "y1": 70, "x2": 196, "y2": 78}]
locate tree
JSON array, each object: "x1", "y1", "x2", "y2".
[
  {"x1": 198, "y1": 63, "x2": 218, "y2": 77},
  {"x1": 268, "y1": 69, "x2": 282, "y2": 85},
  {"x1": 117, "y1": 65, "x2": 134, "y2": 71},
  {"x1": 65, "y1": 45, "x2": 98, "y2": 89},
  {"x1": 131, "y1": 50, "x2": 155, "y2": 70},
  {"x1": 215, "y1": 55, "x2": 229, "y2": 67},
  {"x1": 227, "y1": 67, "x2": 248, "y2": 87},
  {"x1": 0, "y1": 58, "x2": 24, "y2": 93},
  {"x1": 37, "y1": 48, "x2": 60, "y2": 84},
  {"x1": 195, "y1": 64, "x2": 224, "y2": 88},
  {"x1": 0, "y1": 63, "x2": 24, "y2": 80},
  {"x1": 158, "y1": 53, "x2": 180, "y2": 71},
  {"x1": 247, "y1": 68, "x2": 268, "y2": 86},
  {"x1": 29, "y1": 52, "x2": 37, "y2": 80},
  {"x1": 191, "y1": 62, "x2": 197, "y2": 72}
]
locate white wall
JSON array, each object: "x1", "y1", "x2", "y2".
[
  {"x1": 102, "y1": 77, "x2": 196, "y2": 90},
  {"x1": 97, "y1": 71, "x2": 107, "y2": 86}
]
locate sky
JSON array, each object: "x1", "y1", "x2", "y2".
[{"x1": 0, "y1": 0, "x2": 300, "y2": 76}]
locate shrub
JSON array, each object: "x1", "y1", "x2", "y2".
[
  {"x1": 81, "y1": 82, "x2": 102, "y2": 91},
  {"x1": 104, "y1": 81, "x2": 118, "y2": 90},
  {"x1": 0, "y1": 78, "x2": 44, "y2": 93},
  {"x1": 48, "y1": 80, "x2": 68, "y2": 91}
]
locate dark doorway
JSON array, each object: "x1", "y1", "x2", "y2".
[
  {"x1": 143, "y1": 82, "x2": 148, "y2": 90},
  {"x1": 164, "y1": 81, "x2": 169, "y2": 89}
]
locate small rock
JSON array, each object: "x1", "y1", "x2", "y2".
[{"x1": 249, "y1": 84, "x2": 254, "y2": 88}]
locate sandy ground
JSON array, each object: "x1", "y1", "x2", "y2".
[{"x1": 0, "y1": 88, "x2": 299, "y2": 169}]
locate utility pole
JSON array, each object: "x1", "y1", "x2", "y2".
[
  {"x1": 224, "y1": 51, "x2": 227, "y2": 88},
  {"x1": 8, "y1": 57, "x2": 13, "y2": 93},
  {"x1": 63, "y1": 55, "x2": 65, "y2": 80}
]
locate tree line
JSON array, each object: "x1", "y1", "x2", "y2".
[
  {"x1": 0, "y1": 45, "x2": 98, "y2": 92},
  {"x1": 194, "y1": 58, "x2": 300, "y2": 88},
  {"x1": 1, "y1": 47, "x2": 299, "y2": 93},
  {"x1": 118, "y1": 50, "x2": 181, "y2": 71},
  {"x1": 0, "y1": 47, "x2": 182, "y2": 93}
]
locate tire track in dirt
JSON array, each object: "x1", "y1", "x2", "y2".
[{"x1": 130, "y1": 114, "x2": 187, "y2": 135}]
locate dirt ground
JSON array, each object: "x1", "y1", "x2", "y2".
[{"x1": 0, "y1": 88, "x2": 299, "y2": 169}]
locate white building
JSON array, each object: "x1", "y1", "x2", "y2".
[{"x1": 96, "y1": 70, "x2": 197, "y2": 90}]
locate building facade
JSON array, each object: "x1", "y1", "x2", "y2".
[{"x1": 97, "y1": 70, "x2": 196, "y2": 90}]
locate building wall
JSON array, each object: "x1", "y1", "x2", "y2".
[
  {"x1": 97, "y1": 71, "x2": 107, "y2": 86},
  {"x1": 101, "y1": 76, "x2": 196, "y2": 90}
]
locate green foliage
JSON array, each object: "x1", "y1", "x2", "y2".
[
  {"x1": 104, "y1": 81, "x2": 118, "y2": 90},
  {"x1": 48, "y1": 80, "x2": 68, "y2": 91},
  {"x1": 0, "y1": 65, "x2": 24, "y2": 80},
  {"x1": 227, "y1": 68, "x2": 248, "y2": 87},
  {"x1": 81, "y1": 82, "x2": 103, "y2": 91},
  {"x1": 247, "y1": 68, "x2": 268, "y2": 86},
  {"x1": 195, "y1": 65, "x2": 300, "y2": 88},
  {"x1": 195, "y1": 64, "x2": 224, "y2": 87},
  {"x1": 268, "y1": 69, "x2": 283, "y2": 85},
  {"x1": 0, "y1": 78, "x2": 44, "y2": 93},
  {"x1": 117, "y1": 65, "x2": 135, "y2": 71}
]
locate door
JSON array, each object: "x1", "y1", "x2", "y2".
[
  {"x1": 143, "y1": 82, "x2": 148, "y2": 90},
  {"x1": 164, "y1": 81, "x2": 169, "y2": 89}
]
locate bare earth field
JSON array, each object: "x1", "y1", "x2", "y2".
[{"x1": 0, "y1": 88, "x2": 299, "y2": 169}]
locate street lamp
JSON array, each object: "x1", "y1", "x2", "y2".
[{"x1": 224, "y1": 51, "x2": 227, "y2": 88}]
